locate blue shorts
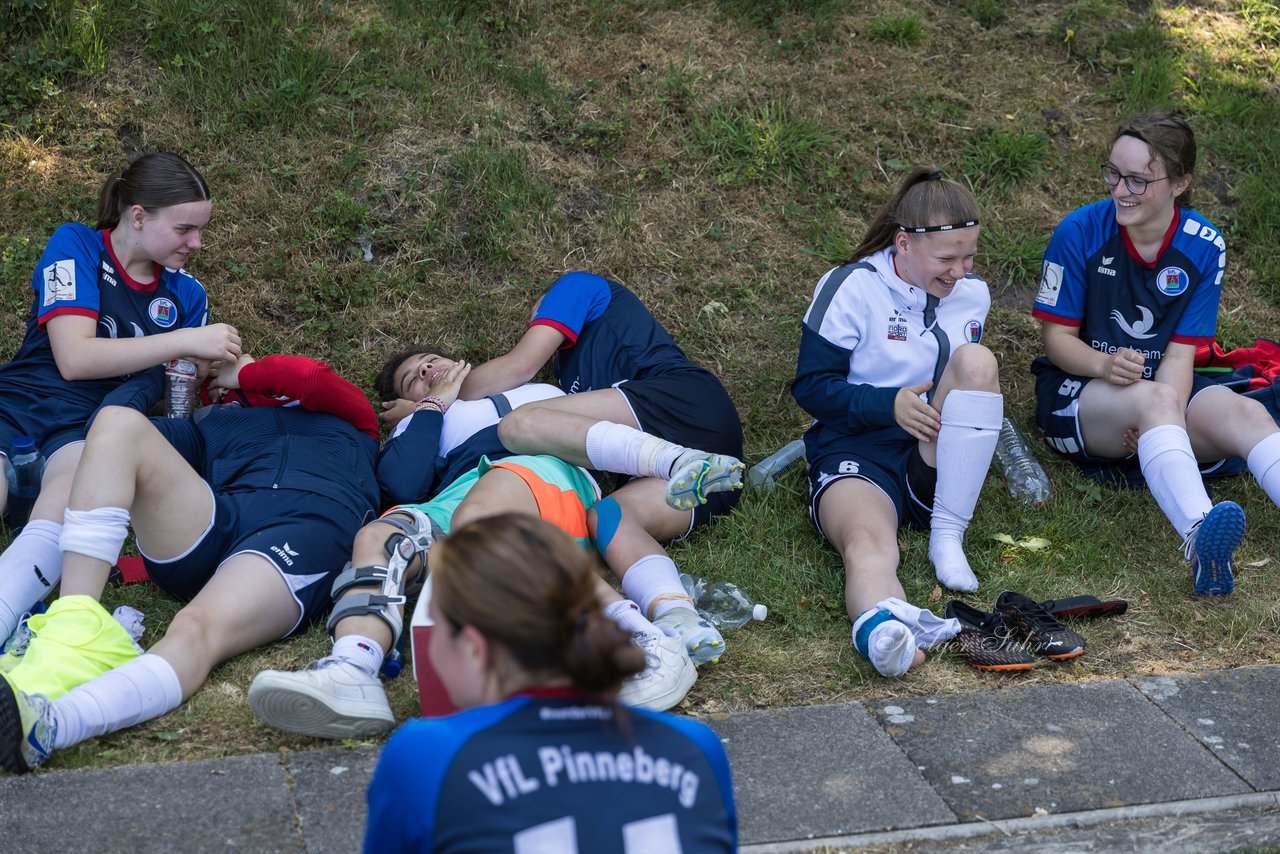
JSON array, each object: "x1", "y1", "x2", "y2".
[
  {"x1": 806, "y1": 426, "x2": 937, "y2": 538},
  {"x1": 141, "y1": 486, "x2": 367, "y2": 637},
  {"x1": 1032, "y1": 356, "x2": 1242, "y2": 485},
  {"x1": 618, "y1": 369, "x2": 744, "y2": 524}
]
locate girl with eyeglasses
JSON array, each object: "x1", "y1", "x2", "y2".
[{"x1": 1031, "y1": 111, "x2": 1280, "y2": 595}]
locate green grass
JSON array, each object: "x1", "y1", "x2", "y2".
[{"x1": 3, "y1": 0, "x2": 1280, "y2": 771}]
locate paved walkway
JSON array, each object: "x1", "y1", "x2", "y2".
[{"x1": 4, "y1": 665, "x2": 1280, "y2": 852}]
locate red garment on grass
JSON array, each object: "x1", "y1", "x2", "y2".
[{"x1": 1194, "y1": 339, "x2": 1280, "y2": 390}]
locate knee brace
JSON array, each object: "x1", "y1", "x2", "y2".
[{"x1": 325, "y1": 507, "x2": 443, "y2": 650}]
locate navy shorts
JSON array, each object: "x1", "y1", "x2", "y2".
[
  {"x1": 142, "y1": 487, "x2": 365, "y2": 637},
  {"x1": 618, "y1": 368, "x2": 744, "y2": 525},
  {"x1": 1032, "y1": 356, "x2": 1242, "y2": 485},
  {"x1": 806, "y1": 426, "x2": 937, "y2": 538},
  {"x1": 0, "y1": 390, "x2": 92, "y2": 462}
]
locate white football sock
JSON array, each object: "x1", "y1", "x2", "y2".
[
  {"x1": 929, "y1": 391, "x2": 1002, "y2": 592},
  {"x1": 0, "y1": 518, "x2": 62, "y2": 640},
  {"x1": 620, "y1": 554, "x2": 694, "y2": 620},
  {"x1": 875, "y1": 597, "x2": 961, "y2": 648},
  {"x1": 1247, "y1": 431, "x2": 1280, "y2": 506},
  {"x1": 333, "y1": 634, "x2": 385, "y2": 677},
  {"x1": 52, "y1": 653, "x2": 183, "y2": 750},
  {"x1": 60, "y1": 507, "x2": 131, "y2": 565},
  {"x1": 604, "y1": 599, "x2": 658, "y2": 636},
  {"x1": 852, "y1": 608, "x2": 917, "y2": 678},
  {"x1": 1138, "y1": 424, "x2": 1213, "y2": 538},
  {"x1": 584, "y1": 421, "x2": 696, "y2": 480}
]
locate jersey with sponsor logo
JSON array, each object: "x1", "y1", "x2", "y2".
[
  {"x1": 1032, "y1": 199, "x2": 1224, "y2": 378},
  {"x1": 364, "y1": 691, "x2": 737, "y2": 853},
  {"x1": 0, "y1": 223, "x2": 209, "y2": 427},
  {"x1": 793, "y1": 246, "x2": 991, "y2": 447},
  {"x1": 531, "y1": 271, "x2": 704, "y2": 392}
]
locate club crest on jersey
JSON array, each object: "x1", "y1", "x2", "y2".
[
  {"x1": 42, "y1": 259, "x2": 77, "y2": 305},
  {"x1": 149, "y1": 297, "x2": 178, "y2": 328},
  {"x1": 886, "y1": 310, "x2": 908, "y2": 341},
  {"x1": 965, "y1": 319, "x2": 983, "y2": 343},
  {"x1": 1156, "y1": 266, "x2": 1189, "y2": 296}
]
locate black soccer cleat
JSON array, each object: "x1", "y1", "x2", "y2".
[
  {"x1": 945, "y1": 601, "x2": 1036, "y2": 672},
  {"x1": 994, "y1": 591, "x2": 1086, "y2": 661}
]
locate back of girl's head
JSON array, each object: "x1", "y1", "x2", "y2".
[
  {"x1": 373, "y1": 345, "x2": 454, "y2": 402},
  {"x1": 846, "y1": 166, "x2": 980, "y2": 264},
  {"x1": 432, "y1": 514, "x2": 645, "y2": 694},
  {"x1": 1113, "y1": 111, "x2": 1197, "y2": 208},
  {"x1": 95, "y1": 152, "x2": 210, "y2": 231}
]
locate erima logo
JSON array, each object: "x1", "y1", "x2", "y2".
[
  {"x1": 1097, "y1": 255, "x2": 1116, "y2": 276},
  {"x1": 1109, "y1": 306, "x2": 1157, "y2": 339},
  {"x1": 270, "y1": 542, "x2": 300, "y2": 566},
  {"x1": 1103, "y1": 256, "x2": 1114, "y2": 265}
]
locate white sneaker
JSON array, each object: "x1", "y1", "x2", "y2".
[
  {"x1": 654, "y1": 607, "x2": 725, "y2": 666},
  {"x1": 249, "y1": 657, "x2": 395, "y2": 739},
  {"x1": 618, "y1": 629, "x2": 696, "y2": 711},
  {"x1": 665, "y1": 454, "x2": 745, "y2": 510}
]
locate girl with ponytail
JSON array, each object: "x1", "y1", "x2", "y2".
[
  {"x1": 0, "y1": 152, "x2": 242, "y2": 643},
  {"x1": 365, "y1": 513, "x2": 737, "y2": 852},
  {"x1": 792, "y1": 167, "x2": 1005, "y2": 676}
]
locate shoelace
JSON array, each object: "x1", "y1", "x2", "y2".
[{"x1": 1181, "y1": 516, "x2": 1204, "y2": 561}]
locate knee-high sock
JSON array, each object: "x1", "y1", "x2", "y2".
[
  {"x1": 584, "y1": 422, "x2": 701, "y2": 480},
  {"x1": 1138, "y1": 424, "x2": 1212, "y2": 538},
  {"x1": 620, "y1": 554, "x2": 694, "y2": 620},
  {"x1": 51, "y1": 653, "x2": 183, "y2": 750},
  {"x1": 1247, "y1": 431, "x2": 1280, "y2": 506},
  {"x1": 604, "y1": 599, "x2": 660, "y2": 636},
  {"x1": 0, "y1": 519, "x2": 63, "y2": 640},
  {"x1": 929, "y1": 391, "x2": 1003, "y2": 592}
]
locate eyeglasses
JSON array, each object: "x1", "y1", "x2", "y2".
[{"x1": 1100, "y1": 163, "x2": 1171, "y2": 196}]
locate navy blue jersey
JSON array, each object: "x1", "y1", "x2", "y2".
[
  {"x1": 365, "y1": 692, "x2": 737, "y2": 853},
  {"x1": 1033, "y1": 201, "x2": 1224, "y2": 379},
  {"x1": 534, "y1": 272, "x2": 704, "y2": 391},
  {"x1": 0, "y1": 223, "x2": 208, "y2": 449}
]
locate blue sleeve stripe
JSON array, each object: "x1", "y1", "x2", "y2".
[{"x1": 805, "y1": 263, "x2": 871, "y2": 331}]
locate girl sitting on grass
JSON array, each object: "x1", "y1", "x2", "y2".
[{"x1": 792, "y1": 167, "x2": 1002, "y2": 677}]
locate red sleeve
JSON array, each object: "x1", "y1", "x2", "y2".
[{"x1": 237, "y1": 355, "x2": 379, "y2": 439}]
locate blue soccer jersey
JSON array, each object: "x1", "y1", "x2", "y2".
[
  {"x1": 1033, "y1": 200, "x2": 1225, "y2": 379},
  {"x1": 532, "y1": 272, "x2": 697, "y2": 392},
  {"x1": 0, "y1": 223, "x2": 209, "y2": 449},
  {"x1": 364, "y1": 691, "x2": 737, "y2": 853}
]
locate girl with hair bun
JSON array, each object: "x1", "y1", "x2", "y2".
[
  {"x1": 0, "y1": 151, "x2": 242, "y2": 646},
  {"x1": 1032, "y1": 111, "x2": 1280, "y2": 596},
  {"x1": 792, "y1": 167, "x2": 1004, "y2": 677},
  {"x1": 364, "y1": 513, "x2": 737, "y2": 852}
]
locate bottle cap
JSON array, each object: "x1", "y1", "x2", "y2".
[
  {"x1": 10, "y1": 436, "x2": 36, "y2": 455},
  {"x1": 752, "y1": 604, "x2": 768, "y2": 621}
]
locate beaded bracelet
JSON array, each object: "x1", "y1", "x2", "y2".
[{"x1": 417, "y1": 395, "x2": 448, "y2": 413}]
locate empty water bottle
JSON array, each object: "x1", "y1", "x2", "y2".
[
  {"x1": 4, "y1": 436, "x2": 45, "y2": 528},
  {"x1": 165, "y1": 358, "x2": 197, "y2": 419},
  {"x1": 994, "y1": 418, "x2": 1051, "y2": 507},
  {"x1": 748, "y1": 439, "x2": 806, "y2": 489},
  {"x1": 679, "y1": 572, "x2": 767, "y2": 630}
]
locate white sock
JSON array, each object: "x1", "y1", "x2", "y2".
[
  {"x1": 620, "y1": 554, "x2": 693, "y2": 620},
  {"x1": 584, "y1": 421, "x2": 695, "y2": 480},
  {"x1": 0, "y1": 519, "x2": 63, "y2": 640},
  {"x1": 60, "y1": 507, "x2": 131, "y2": 564},
  {"x1": 1247, "y1": 431, "x2": 1280, "y2": 506},
  {"x1": 929, "y1": 391, "x2": 1003, "y2": 592},
  {"x1": 604, "y1": 599, "x2": 658, "y2": 636},
  {"x1": 52, "y1": 653, "x2": 183, "y2": 750},
  {"x1": 1138, "y1": 424, "x2": 1213, "y2": 537},
  {"x1": 852, "y1": 608, "x2": 917, "y2": 678},
  {"x1": 333, "y1": 634, "x2": 385, "y2": 677},
  {"x1": 875, "y1": 597, "x2": 961, "y2": 648}
]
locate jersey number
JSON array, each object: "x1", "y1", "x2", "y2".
[
  {"x1": 838, "y1": 460, "x2": 861, "y2": 475},
  {"x1": 515, "y1": 813, "x2": 681, "y2": 853},
  {"x1": 1057, "y1": 379, "x2": 1083, "y2": 399}
]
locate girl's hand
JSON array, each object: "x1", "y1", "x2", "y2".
[
  {"x1": 186, "y1": 323, "x2": 242, "y2": 364},
  {"x1": 1103, "y1": 348, "x2": 1145, "y2": 386},
  {"x1": 379, "y1": 398, "x2": 417, "y2": 428},
  {"x1": 894, "y1": 381, "x2": 940, "y2": 442},
  {"x1": 208, "y1": 354, "x2": 256, "y2": 393},
  {"x1": 425, "y1": 360, "x2": 471, "y2": 410}
]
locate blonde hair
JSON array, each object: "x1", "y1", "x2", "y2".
[{"x1": 846, "y1": 166, "x2": 980, "y2": 263}]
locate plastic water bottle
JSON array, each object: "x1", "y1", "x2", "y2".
[
  {"x1": 748, "y1": 439, "x2": 806, "y2": 489},
  {"x1": 4, "y1": 436, "x2": 44, "y2": 527},
  {"x1": 679, "y1": 573, "x2": 768, "y2": 630},
  {"x1": 165, "y1": 359, "x2": 197, "y2": 419},
  {"x1": 994, "y1": 418, "x2": 1051, "y2": 507}
]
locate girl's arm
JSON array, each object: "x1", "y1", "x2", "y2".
[
  {"x1": 1042, "y1": 320, "x2": 1145, "y2": 386},
  {"x1": 457, "y1": 324, "x2": 564, "y2": 399},
  {"x1": 45, "y1": 314, "x2": 241, "y2": 381},
  {"x1": 1152, "y1": 341, "x2": 1196, "y2": 410}
]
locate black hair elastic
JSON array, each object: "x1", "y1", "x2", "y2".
[
  {"x1": 897, "y1": 219, "x2": 979, "y2": 233},
  {"x1": 925, "y1": 171, "x2": 943, "y2": 181}
]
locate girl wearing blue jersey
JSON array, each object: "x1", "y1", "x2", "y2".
[
  {"x1": 1032, "y1": 112, "x2": 1280, "y2": 596},
  {"x1": 364, "y1": 513, "x2": 737, "y2": 853},
  {"x1": 0, "y1": 152, "x2": 242, "y2": 645},
  {"x1": 793, "y1": 169, "x2": 1003, "y2": 677}
]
